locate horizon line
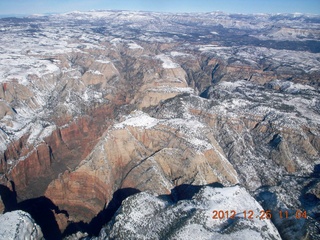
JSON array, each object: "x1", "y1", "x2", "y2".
[{"x1": 1, "y1": 9, "x2": 319, "y2": 18}]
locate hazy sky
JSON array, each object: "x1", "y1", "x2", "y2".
[{"x1": 0, "y1": 0, "x2": 319, "y2": 15}]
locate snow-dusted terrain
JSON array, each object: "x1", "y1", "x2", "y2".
[
  {"x1": 0, "y1": 210, "x2": 43, "y2": 239},
  {"x1": 97, "y1": 186, "x2": 281, "y2": 240},
  {"x1": 0, "y1": 11, "x2": 319, "y2": 155},
  {"x1": 0, "y1": 10, "x2": 319, "y2": 240}
]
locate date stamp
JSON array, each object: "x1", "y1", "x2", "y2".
[{"x1": 212, "y1": 209, "x2": 307, "y2": 220}]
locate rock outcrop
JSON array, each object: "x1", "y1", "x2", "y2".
[
  {"x1": 0, "y1": 195, "x2": 4, "y2": 213},
  {"x1": 96, "y1": 185, "x2": 281, "y2": 240},
  {"x1": 45, "y1": 110, "x2": 239, "y2": 222},
  {"x1": 45, "y1": 78, "x2": 320, "y2": 238},
  {"x1": 0, "y1": 210, "x2": 43, "y2": 240},
  {"x1": 0, "y1": 105, "x2": 115, "y2": 200}
]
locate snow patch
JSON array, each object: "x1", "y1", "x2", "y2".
[
  {"x1": 87, "y1": 70, "x2": 102, "y2": 75},
  {"x1": 128, "y1": 42, "x2": 143, "y2": 50},
  {"x1": 149, "y1": 86, "x2": 194, "y2": 94},
  {"x1": 170, "y1": 51, "x2": 190, "y2": 57},
  {"x1": 198, "y1": 44, "x2": 224, "y2": 51},
  {"x1": 27, "y1": 123, "x2": 56, "y2": 145},
  {"x1": 218, "y1": 80, "x2": 246, "y2": 89},
  {"x1": 114, "y1": 111, "x2": 160, "y2": 129},
  {"x1": 155, "y1": 54, "x2": 179, "y2": 69},
  {"x1": 96, "y1": 60, "x2": 111, "y2": 64}
]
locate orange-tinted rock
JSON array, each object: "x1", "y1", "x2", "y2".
[
  {"x1": 53, "y1": 211, "x2": 69, "y2": 233},
  {"x1": 45, "y1": 171, "x2": 111, "y2": 222},
  {"x1": 45, "y1": 111, "x2": 239, "y2": 224},
  {"x1": 9, "y1": 143, "x2": 52, "y2": 196},
  {"x1": 0, "y1": 196, "x2": 4, "y2": 213},
  {"x1": 0, "y1": 104, "x2": 115, "y2": 201}
]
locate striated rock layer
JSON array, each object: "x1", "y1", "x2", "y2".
[
  {"x1": 46, "y1": 79, "x2": 320, "y2": 238},
  {"x1": 0, "y1": 10, "x2": 319, "y2": 239},
  {"x1": 45, "y1": 110, "x2": 239, "y2": 222}
]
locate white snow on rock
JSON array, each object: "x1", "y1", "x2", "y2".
[
  {"x1": 27, "y1": 122, "x2": 56, "y2": 145},
  {"x1": 0, "y1": 129, "x2": 10, "y2": 153},
  {"x1": 114, "y1": 110, "x2": 160, "y2": 129},
  {"x1": 0, "y1": 210, "x2": 43, "y2": 240},
  {"x1": 197, "y1": 44, "x2": 223, "y2": 51},
  {"x1": 155, "y1": 54, "x2": 180, "y2": 69},
  {"x1": 128, "y1": 42, "x2": 144, "y2": 50},
  {"x1": 96, "y1": 60, "x2": 111, "y2": 64},
  {"x1": 112, "y1": 110, "x2": 220, "y2": 156},
  {"x1": 149, "y1": 86, "x2": 194, "y2": 94},
  {"x1": 284, "y1": 82, "x2": 315, "y2": 92},
  {"x1": 170, "y1": 51, "x2": 191, "y2": 57},
  {"x1": 0, "y1": 56, "x2": 61, "y2": 86},
  {"x1": 218, "y1": 80, "x2": 246, "y2": 89},
  {"x1": 102, "y1": 185, "x2": 281, "y2": 240},
  {"x1": 87, "y1": 70, "x2": 103, "y2": 75}
]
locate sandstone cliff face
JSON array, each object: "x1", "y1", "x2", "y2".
[
  {"x1": 150, "y1": 81, "x2": 320, "y2": 191},
  {"x1": 45, "y1": 110, "x2": 239, "y2": 222},
  {"x1": 0, "y1": 195, "x2": 4, "y2": 213},
  {"x1": 44, "y1": 79, "x2": 320, "y2": 239},
  {"x1": 0, "y1": 104, "x2": 115, "y2": 200}
]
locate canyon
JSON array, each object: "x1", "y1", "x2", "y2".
[{"x1": 0, "y1": 10, "x2": 319, "y2": 239}]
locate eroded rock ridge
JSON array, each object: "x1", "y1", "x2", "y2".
[{"x1": 0, "y1": 10, "x2": 319, "y2": 239}]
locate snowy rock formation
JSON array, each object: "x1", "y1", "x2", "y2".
[
  {"x1": 0, "y1": 210, "x2": 43, "y2": 239},
  {"x1": 96, "y1": 185, "x2": 281, "y2": 240}
]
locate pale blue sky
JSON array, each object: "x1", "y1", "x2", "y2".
[{"x1": 0, "y1": 0, "x2": 319, "y2": 15}]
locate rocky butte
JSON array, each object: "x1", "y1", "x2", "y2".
[{"x1": 0, "y1": 10, "x2": 319, "y2": 239}]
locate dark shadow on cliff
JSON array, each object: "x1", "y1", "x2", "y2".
[
  {"x1": 62, "y1": 187, "x2": 141, "y2": 238},
  {"x1": 0, "y1": 182, "x2": 17, "y2": 212},
  {"x1": 165, "y1": 182, "x2": 224, "y2": 202},
  {"x1": 0, "y1": 185, "x2": 65, "y2": 240},
  {"x1": 17, "y1": 196, "x2": 66, "y2": 240},
  {"x1": 299, "y1": 164, "x2": 320, "y2": 218},
  {"x1": 63, "y1": 183, "x2": 225, "y2": 237},
  {"x1": 311, "y1": 164, "x2": 320, "y2": 178},
  {"x1": 2, "y1": 181, "x2": 233, "y2": 238},
  {"x1": 255, "y1": 189, "x2": 279, "y2": 210}
]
